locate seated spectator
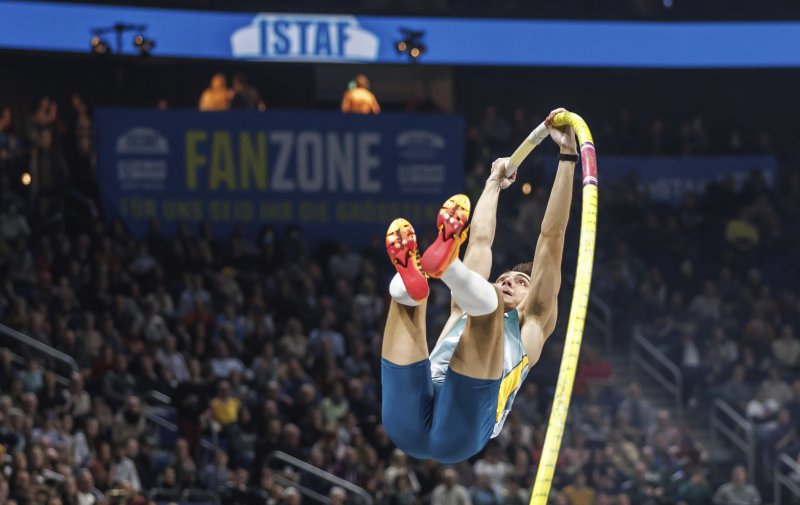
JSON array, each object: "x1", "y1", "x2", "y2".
[
  {"x1": 469, "y1": 474, "x2": 498, "y2": 505},
  {"x1": 772, "y1": 324, "x2": 800, "y2": 369},
  {"x1": 171, "y1": 438, "x2": 198, "y2": 488},
  {"x1": 19, "y1": 358, "x2": 43, "y2": 393},
  {"x1": 202, "y1": 449, "x2": 231, "y2": 491},
  {"x1": 605, "y1": 429, "x2": 640, "y2": 477},
  {"x1": 198, "y1": 73, "x2": 231, "y2": 111},
  {"x1": 384, "y1": 449, "x2": 421, "y2": 494},
  {"x1": 561, "y1": 473, "x2": 595, "y2": 505},
  {"x1": 229, "y1": 74, "x2": 264, "y2": 111},
  {"x1": 646, "y1": 410, "x2": 679, "y2": 449},
  {"x1": 309, "y1": 311, "x2": 345, "y2": 359},
  {"x1": 155, "y1": 335, "x2": 189, "y2": 383},
  {"x1": 677, "y1": 468, "x2": 712, "y2": 505},
  {"x1": 712, "y1": 465, "x2": 760, "y2": 505},
  {"x1": 110, "y1": 442, "x2": 141, "y2": 491},
  {"x1": 111, "y1": 396, "x2": 146, "y2": 445},
  {"x1": 206, "y1": 381, "x2": 241, "y2": 432},
  {"x1": 340, "y1": 75, "x2": 380, "y2": 115},
  {"x1": 577, "y1": 404, "x2": 610, "y2": 450},
  {"x1": 103, "y1": 355, "x2": 137, "y2": 408},
  {"x1": 574, "y1": 348, "x2": 614, "y2": 401},
  {"x1": 719, "y1": 365, "x2": 755, "y2": 412},
  {"x1": 320, "y1": 380, "x2": 349, "y2": 426},
  {"x1": 431, "y1": 468, "x2": 471, "y2": 505},
  {"x1": 760, "y1": 367, "x2": 792, "y2": 406},
  {"x1": 210, "y1": 341, "x2": 247, "y2": 380},
  {"x1": 725, "y1": 209, "x2": 759, "y2": 251},
  {"x1": 76, "y1": 470, "x2": 101, "y2": 505},
  {"x1": 616, "y1": 382, "x2": 655, "y2": 438},
  {"x1": 473, "y1": 444, "x2": 511, "y2": 500}
]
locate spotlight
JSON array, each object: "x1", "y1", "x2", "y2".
[
  {"x1": 91, "y1": 35, "x2": 110, "y2": 55},
  {"x1": 395, "y1": 28, "x2": 426, "y2": 62},
  {"x1": 21, "y1": 172, "x2": 31, "y2": 186},
  {"x1": 133, "y1": 34, "x2": 155, "y2": 55}
]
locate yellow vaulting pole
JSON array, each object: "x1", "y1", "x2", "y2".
[
  {"x1": 530, "y1": 112, "x2": 597, "y2": 505},
  {"x1": 507, "y1": 111, "x2": 598, "y2": 505}
]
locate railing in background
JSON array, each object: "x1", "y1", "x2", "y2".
[
  {"x1": 272, "y1": 473, "x2": 331, "y2": 505},
  {"x1": 710, "y1": 399, "x2": 755, "y2": 481},
  {"x1": 564, "y1": 275, "x2": 613, "y2": 353},
  {"x1": 1, "y1": 322, "x2": 217, "y2": 460},
  {"x1": 775, "y1": 453, "x2": 800, "y2": 505},
  {"x1": 265, "y1": 451, "x2": 373, "y2": 505},
  {"x1": 630, "y1": 325, "x2": 683, "y2": 421},
  {"x1": 0, "y1": 322, "x2": 78, "y2": 385}
]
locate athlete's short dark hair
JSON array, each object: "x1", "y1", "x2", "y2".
[{"x1": 510, "y1": 261, "x2": 533, "y2": 276}]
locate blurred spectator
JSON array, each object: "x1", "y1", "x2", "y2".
[
  {"x1": 772, "y1": 324, "x2": 800, "y2": 368},
  {"x1": 677, "y1": 468, "x2": 712, "y2": 505},
  {"x1": 616, "y1": 383, "x2": 655, "y2": 438},
  {"x1": 432, "y1": 468, "x2": 472, "y2": 505},
  {"x1": 112, "y1": 396, "x2": 146, "y2": 445},
  {"x1": 341, "y1": 75, "x2": 380, "y2": 114},
  {"x1": 469, "y1": 474, "x2": 498, "y2": 505},
  {"x1": 384, "y1": 449, "x2": 421, "y2": 493},
  {"x1": 561, "y1": 473, "x2": 595, "y2": 505},
  {"x1": 76, "y1": 470, "x2": 100, "y2": 505},
  {"x1": 712, "y1": 466, "x2": 760, "y2": 505},
  {"x1": 199, "y1": 73, "x2": 231, "y2": 111},
  {"x1": 473, "y1": 445, "x2": 511, "y2": 499},
  {"x1": 110, "y1": 441, "x2": 141, "y2": 491},
  {"x1": 720, "y1": 365, "x2": 756, "y2": 413},
  {"x1": 230, "y1": 74, "x2": 264, "y2": 111},
  {"x1": 103, "y1": 355, "x2": 136, "y2": 407},
  {"x1": 202, "y1": 449, "x2": 231, "y2": 491}
]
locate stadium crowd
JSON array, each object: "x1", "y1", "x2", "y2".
[{"x1": 0, "y1": 87, "x2": 795, "y2": 505}]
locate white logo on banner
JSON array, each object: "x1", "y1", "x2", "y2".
[
  {"x1": 116, "y1": 127, "x2": 170, "y2": 155},
  {"x1": 115, "y1": 127, "x2": 169, "y2": 189},
  {"x1": 231, "y1": 14, "x2": 380, "y2": 61},
  {"x1": 395, "y1": 130, "x2": 447, "y2": 192}
]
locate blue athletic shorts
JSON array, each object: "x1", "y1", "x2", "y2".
[{"x1": 381, "y1": 358, "x2": 502, "y2": 463}]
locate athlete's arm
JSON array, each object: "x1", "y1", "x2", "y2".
[
  {"x1": 436, "y1": 159, "x2": 515, "y2": 339},
  {"x1": 462, "y1": 158, "x2": 516, "y2": 279},
  {"x1": 518, "y1": 107, "x2": 577, "y2": 365}
]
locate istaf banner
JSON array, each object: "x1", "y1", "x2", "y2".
[{"x1": 95, "y1": 109, "x2": 464, "y2": 243}]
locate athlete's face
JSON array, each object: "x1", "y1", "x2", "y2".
[{"x1": 494, "y1": 271, "x2": 531, "y2": 312}]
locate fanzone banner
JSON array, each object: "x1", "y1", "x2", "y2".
[
  {"x1": 95, "y1": 109, "x2": 464, "y2": 241},
  {"x1": 2, "y1": 1, "x2": 800, "y2": 67},
  {"x1": 599, "y1": 155, "x2": 777, "y2": 203}
]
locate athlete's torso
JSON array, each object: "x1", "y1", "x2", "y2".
[{"x1": 429, "y1": 309, "x2": 530, "y2": 438}]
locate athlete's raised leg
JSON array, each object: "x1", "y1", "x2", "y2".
[
  {"x1": 381, "y1": 218, "x2": 435, "y2": 458},
  {"x1": 382, "y1": 218, "x2": 429, "y2": 365}
]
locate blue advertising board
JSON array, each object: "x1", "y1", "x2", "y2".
[
  {"x1": 599, "y1": 155, "x2": 777, "y2": 204},
  {"x1": 2, "y1": 1, "x2": 800, "y2": 67},
  {"x1": 95, "y1": 109, "x2": 464, "y2": 242}
]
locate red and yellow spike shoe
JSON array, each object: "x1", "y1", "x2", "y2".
[
  {"x1": 386, "y1": 218, "x2": 429, "y2": 302},
  {"x1": 421, "y1": 194, "x2": 471, "y2": 278}
]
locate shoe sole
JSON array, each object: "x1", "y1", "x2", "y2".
[
  {"x1": 386, "y1": 218, "x2": 429, "y2": 301},
  {"x1": 421, "y1": 194, "x2": 471, "y2": 278}
]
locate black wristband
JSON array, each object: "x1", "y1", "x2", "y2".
[{"x1": 558, "y1": 153, "x2": 579, "y2": 163}]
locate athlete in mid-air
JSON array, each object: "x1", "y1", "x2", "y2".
[{"x1": 381, "y1": 108, "x2": 577, "y2": 463}]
